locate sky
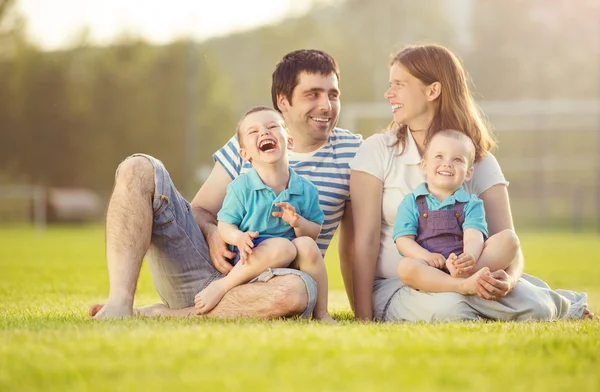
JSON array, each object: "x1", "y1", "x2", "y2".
[{"x1": 15, "y1": 0, "x2": 338, "y2": 50}]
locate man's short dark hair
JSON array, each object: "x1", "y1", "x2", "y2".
[{"x1": 271, "y1": 49, "x2": 340, "y2": 112}]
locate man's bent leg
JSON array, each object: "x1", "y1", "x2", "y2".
[
  {"x1": 153, "y1": 273, "x2": 312, "y2": 319},
  {"x1": 94, "y1": 156, "x2": 155, "y2": 319}
]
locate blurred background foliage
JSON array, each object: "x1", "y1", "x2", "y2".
[{"x1": 0, "y1": 0, "x2": 598, "y2": 228}]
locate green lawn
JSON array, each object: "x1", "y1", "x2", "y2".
[{"x1": 1, "y1": 226, "x2": 599, "y2": 391}]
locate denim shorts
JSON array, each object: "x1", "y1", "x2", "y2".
[{"x1": 119, "y1": 154, "x2": 316, "y2": 318}]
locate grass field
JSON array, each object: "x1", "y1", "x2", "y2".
[{"x1": 1, "y1": 226, "x2": 599, "y2": 391}]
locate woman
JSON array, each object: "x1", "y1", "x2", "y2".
[{"x1": 350, "y1": 43, "x2": 591, "y2": 322}]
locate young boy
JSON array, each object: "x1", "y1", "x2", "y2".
[
  {"x1": 393, "y1": 129, "x2": 520, "y2": 295},
  {"x1": 194, "y1": 106, "x2": 334, "y2": 322}
]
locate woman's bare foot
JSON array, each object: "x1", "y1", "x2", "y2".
[
  {"x1": 580, "y1": 308, "x2": 600, "y2": 321},
  {"x1": 194, "y1": 280, "x2": 229, "y2": 315},
  {"x1": 459, "y1": 267, "x2": 490, "y2": 295},
  {"x1": 313, "y1": 311, "x2": 336, "y2": 324}
]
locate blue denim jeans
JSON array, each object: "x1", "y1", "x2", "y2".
[{"x1": 120, "y1": 154, "x2": 316, "y2": 318}]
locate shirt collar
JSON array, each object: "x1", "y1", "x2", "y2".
[
  {"x1": 414, "y1": 182, "x2": 470, "y2": 203},
  {"x1": 246, "y1": 167, "x2": 303, "y2": 195}
]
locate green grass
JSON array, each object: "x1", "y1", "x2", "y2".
[{"x1": 1, "y1": 226, "x2": 599, "y2": 391}]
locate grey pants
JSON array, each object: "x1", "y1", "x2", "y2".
[{"x1": 373, "y1": 273, "x2": 587, "y2": 322}]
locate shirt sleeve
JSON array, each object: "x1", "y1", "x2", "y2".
[
  {"x1": 213, "y1": 134, "x2": 244, "y2": 181},
  {"x1": 216, "y1": 181, "x2": 245, "y2": 226},
  {"x1": 393, "y1": 194, "x2": 419, "y2": 241},
  {"x1": 462, "y1": 196, "x2": 489, "y2": 238},
  {"x1": 465, "y1": 153, "x2": 509, "y2": 196},
  {"x1": 302, "y1": 183, "x2": 325, "y2": 225},
  {"x1": 349, "y1": 134, "x2": 389, "y2": 181}
]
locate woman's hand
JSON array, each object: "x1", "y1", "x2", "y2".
[{"x1": 475, "y1": 269, "x2": 516, "y2": 300}]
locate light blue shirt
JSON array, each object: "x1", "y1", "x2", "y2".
[
  {"x1": 393, "y1": 182, "x2": 488, "y2": 241},
  {"x1": 217, "y1": 167, "x2": 325, "y2": 241},
  {"x1": 213, "y1": 128, "x2": 362, "y2": 255}
]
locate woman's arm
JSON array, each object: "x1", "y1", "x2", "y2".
[
  {"x1": 350, "y1": 170, "x2": 383, "y2": 321},
  {"x1": 477, "y1": 184, "x2": 523, "y2": 298}
]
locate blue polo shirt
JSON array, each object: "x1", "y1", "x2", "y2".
[
  {"x1": 217, "y1": 167, "x2": 325, "y2": 240},
  {"x1": 393, "y1": 182, "x2": 488, "y2": 241}
]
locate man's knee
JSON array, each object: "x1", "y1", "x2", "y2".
[
  {"x1": 271, "y1": 274, "x2": 309, "y2": 316},
  {"x1": 115, "y1": 156, "x2": 155, "y2": 193}
]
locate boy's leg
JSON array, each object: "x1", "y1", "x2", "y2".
[
  {"x1": 290, "y1": 237, "x2": 334, "y2": 322},
  {"x1": 475, "y1": 229, "x2": 520, "y2": 272},
  {"x1": 397, "y1": 257, "x2": 490, "y2": 295},
  {"x1": 195, "y1": 238, "x2": 297, "y2": 314}
]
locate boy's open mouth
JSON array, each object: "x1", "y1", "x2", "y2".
[{"x1": 259, "y1": 139, "x2": 277, "y2": 152}]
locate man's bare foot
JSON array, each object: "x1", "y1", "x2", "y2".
[
  {"x1": 313, "y1": 312, "x2": 336, "y2": 324},
  {"x1": 90, "y1": 303, "x2": 178, "y2": 318},
  {"x1": 460, "y1": 267, "x2": 490, "y2": 295},
  {"x1": 90, "y1": 303, "x2": 133, "y2": 319},
  {"x1": 88, "y1": 304, "x2": 103, "y2": 317},
  {"x1": 580, "y1": 308, "x2": 600, "y2": 321},
  {"x1": 194, "y1": 280, "x2": 229, "y2": 314},
  {"x1": 136, "y1": 303, "x2": 169, "y2": 317}
]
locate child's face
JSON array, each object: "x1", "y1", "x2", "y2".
[
  {"x1": 421, "y1": 135, "x2": 474, "y2": 193},
  {"x1": 239, "y1": 110, "x2": 293, "y2": 165}
]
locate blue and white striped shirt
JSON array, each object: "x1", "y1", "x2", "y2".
[{"x1": 213, "y1": 128, "x2": 363, "y2": 256}]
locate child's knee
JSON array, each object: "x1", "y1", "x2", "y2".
[
  {"x1": 397, "y1": 258, "x2": 418, "y2": 282},
  {"x1": 292, "y1": 237, "x2": 322, "y2": 264},
  {"x1": 497, "y1": 229, "x2": 520, "y2": 251},
  {"x1": 271, "y1": 240, "x2": 297, "y2": 264}
]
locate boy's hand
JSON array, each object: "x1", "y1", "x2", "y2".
[
  {"x1": 235, "y1": 231, "x2": 258, "y2": 264},
  {"x1": 272, "y1": 202, "x2": 300, "y2": 227},
  {"x1": 425, "y1": 253, "x2": 446, "y2": 269},
  {"x1": 454, "y1": 252, "x2": 476, "y2": 274}
]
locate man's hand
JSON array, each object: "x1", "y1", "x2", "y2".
[
  {"x1": 425, "y1": 253, "x2": 446, "y2": 269},
  {"x1": 272, "y1": 202, "x2": 300, "y2": 227},
  {"x1": 234, "y1": 231, "x2": 259, "y2": 264},
  {"x1": 475, "y1": 269, "x2": 516, "y2": 300},
  {"x1": 454, "y1": 252, "x2": 476, "y2": 275},
  {"x1": 206, "y1": 229, "x2": 235, "y2": 274}
]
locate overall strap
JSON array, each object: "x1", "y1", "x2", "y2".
[
  {"x1": 452, "y1": 202, "x2": 466, "y2": 225},
  {"x1": 416, "y1": 195, "x2": 429, "y2": 215}
]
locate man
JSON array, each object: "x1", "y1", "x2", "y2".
[{"x1": 90, "y1": 49, "x2": 362, "y2": 319}]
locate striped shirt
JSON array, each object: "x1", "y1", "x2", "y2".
[{"x1": 213, "y1": 128, "x2": 363, "y2": 256}]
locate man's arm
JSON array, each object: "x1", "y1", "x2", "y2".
[
  {"x1": 338, "y1": 201, "x2": 355, "y2": 311},
  {"x1": 476, "y1": 184, "x2": 523, "y2": 299},
  {"x1": 191, "y1": 162, "x2": 236, "y2": 274}
]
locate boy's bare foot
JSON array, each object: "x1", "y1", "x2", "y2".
[
  {"x1": 446, "y1": 254, "x2": 460, "y2": 277},
  {"x1": 460, "y1": 267, "x2": 490, "y2": 296},
  {"x1": 89, "y1": 303, "x2": 132, "y2": 319},
  {"x1": 313, "y1": 312, "x2": 336, "y2": 324},
  {"x1": 194, "y1": 280, "x2": 229, "y2": 314}
]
